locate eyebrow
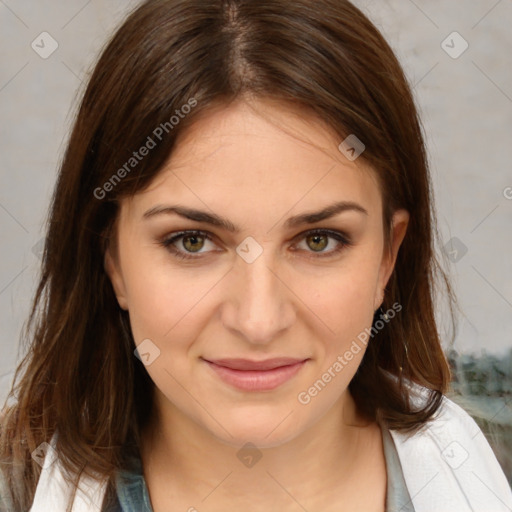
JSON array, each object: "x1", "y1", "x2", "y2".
[{"x1": 142, "y1": 200, "x2": 368, "y2": 232}]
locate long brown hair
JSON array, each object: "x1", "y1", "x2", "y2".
[{"x1": 0, "y1": 0, "x2": 456, "y2": 509}]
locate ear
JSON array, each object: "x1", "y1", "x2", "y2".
[
  {"x1": 374, "y1": 209, "x2": 409, "y2": 310},
  {"x1": 104, "y1": 246, "x2": 129, "y2": 310}
]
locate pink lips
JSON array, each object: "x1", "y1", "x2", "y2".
[{"x1": 203, "y1": 357, "x2": 308, "y2": 391}]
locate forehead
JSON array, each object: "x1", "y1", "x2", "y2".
[{"x1": 120, "y1": 98, "x2": 382, "y2": 225}]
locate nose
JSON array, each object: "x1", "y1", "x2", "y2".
[{"x1": 221, "y1": 248, "x2": 296, "y2": 345}]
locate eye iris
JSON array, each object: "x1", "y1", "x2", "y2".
[
  {"x1": 183, "y1": 234, "x2": 204, "y2": 252},
  {"x1": 307, "y1": 234, "x2": 328, "y2": 252}
]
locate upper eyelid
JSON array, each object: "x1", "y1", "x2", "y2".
[{"x1": 163, "y1": 228, "x2": 348, "y2": 241}]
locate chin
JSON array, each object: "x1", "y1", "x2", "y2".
[{"x1": 207, "y1": 407, "x2": 303, "y2": 449}]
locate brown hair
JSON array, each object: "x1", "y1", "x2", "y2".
[{"x1": 0, "y1": 0, "x2": 456, "y2": 509}]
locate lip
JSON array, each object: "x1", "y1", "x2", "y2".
[{"x1": 203, "y1": 357, "x2": 309, "y2": 391}]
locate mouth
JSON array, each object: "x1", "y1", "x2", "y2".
[{"x1": 202, "y1": 357, "x2": 309, "y2": 391}]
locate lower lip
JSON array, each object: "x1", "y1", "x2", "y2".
[{"x1": 204, "y1": 360, "x2": 307, "y2": 391}]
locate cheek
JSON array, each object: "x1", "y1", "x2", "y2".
[
  {"x1": 294, "y1": 259, "x2": 380, "y2": 344},
  {"x1": 292, "y1": 272, "x2": 377, "y2": 411},
  {"x1": 120, "y1": 247, "x2": 219, "y2": 344},
  {"x1": 129, "y1": 273, "x2": 211, "y2": 342}
]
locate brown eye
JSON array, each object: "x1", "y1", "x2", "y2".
[
  {"x1": 293, "y1": 229, "x2": 353, "y2": 258},
  {"x1": 182, "y1": 234, "x2": 205, "y2": 252},
  {"x1": 160, "y1": 230, "x2": 216, "y2": 259},
  {"x1": 306, "y1": 233, "x2": 329, "y2": 252}
]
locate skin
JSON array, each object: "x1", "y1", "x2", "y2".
[{"x1": 105, "y1": 97, "x2": 409, "y2": 511}]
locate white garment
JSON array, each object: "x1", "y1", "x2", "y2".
[{"x1": 29, "y1": 394, "x2": 512, "y2": 512}]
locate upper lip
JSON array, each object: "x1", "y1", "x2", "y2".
[{"x1": 203, "y1": 357, "x2": 308, "y2": 371}]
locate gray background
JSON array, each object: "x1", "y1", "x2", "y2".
[{"x1": 1, "y1": 0, "x2": 511, "y2": 404}]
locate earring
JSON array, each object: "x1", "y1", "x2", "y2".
[{"x1": 399, "y1": 340, "x2": 409, "y2": 375}]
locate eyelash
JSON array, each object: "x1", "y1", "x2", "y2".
[{"x1": 159, "y1": 229, "x2": 353, "y2": 261}]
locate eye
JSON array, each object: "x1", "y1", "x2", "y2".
[
  {"x1": 160, "y1": 230, "x2": 218, "y2": 260},
  {"x1": 292, "y1": 229, "x2": 352, "y2": 258}
]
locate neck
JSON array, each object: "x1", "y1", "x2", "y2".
[{"x1": 139, "y1": 389, "x2": 385, "y2": 511}]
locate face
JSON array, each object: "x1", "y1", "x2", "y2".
[{"x1": 105, "y1": 98, "x2": 409, "y2": 448}]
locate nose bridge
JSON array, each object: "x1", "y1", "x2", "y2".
[{"x1": 225, "y1": 242, "x2": 294, "y2": 343}]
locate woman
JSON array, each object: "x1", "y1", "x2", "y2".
[{"x1": 1, "y1": 0, "x2": 511, "y2": 511}]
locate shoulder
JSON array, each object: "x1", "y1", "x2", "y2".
[{"x1": 389, "y1": 392, "x2": 512, "y2": 512}]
